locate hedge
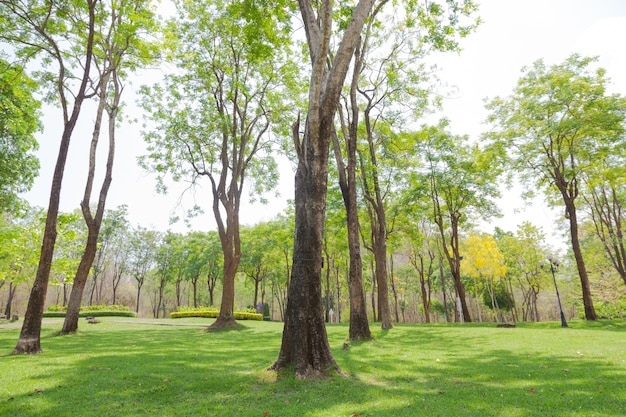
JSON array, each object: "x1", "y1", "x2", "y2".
[
  {"x1": 47, "y1": 304, "x2": 132, "y2": 312},
  {"x1": 170, "y1": 308, "x2": 262, "y2": 321},
  {"x1": 42, "y1": 311, "x2": 137, "y2": 318}
]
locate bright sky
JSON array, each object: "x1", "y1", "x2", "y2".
[{"x1": 22, "y1": 0, "x2": 626, "y2": 248}]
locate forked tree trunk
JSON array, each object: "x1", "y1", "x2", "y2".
[
  {"x1": 332, "y1": 36, "x2": 372, "y2": 341},
  {"x1": 62, "y1": 69, "x2": 116, "y2": 334},
  {"x1": 271, "y1": 0, "x2": 376, "y2": 377}
]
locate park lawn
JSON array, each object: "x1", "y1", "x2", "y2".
[{"x1": 0, "y1": 319, "x2": 625, "y2": 417}]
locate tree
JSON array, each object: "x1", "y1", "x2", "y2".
[
  {"x1": 127, "y1": 227, "x2": 159, "y2": 314},
  {"x1": 61, "y1": 0, "x2": 160, "y2": 334},
  {"x1": 0, "y1": 58, "x2": 41, "y2": 214},
  {"x1": 405, "y1": 219, "x2": 439, "y2": 323},
  {"x1": 271, "y1": 0, "x2": 377, "y2": 377},
  {"x1": 411, "y1": 122, "x2": 501, "y2": 322},
  {"x1": 334, "y1": 0, "x2": 477, "y2": 333},
  {"x1": 485, "y1": 55, "x2": 626, "y2": 320},
  {"x1": 495, "y1": 223, "x2": 549, "y2": 322},
  {"x1": 3, "y1": 0, "x2": 99, "y2": 354},
  {"x1": 87, "y1": 205, "x2": 130, "y2": 305},
  {"x1": 141, "y1": 0, "x2": 296, "y2": 328},
  {"x1": 461, "y1": 233, "x2": 508, "y2": 322},
  {"x1": 105, "y1": 207, "x2": 131, "y2": 305}
]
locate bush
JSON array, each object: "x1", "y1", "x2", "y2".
[{"x1": 170, "y1": 307, "x2": 262, "y2": 321}]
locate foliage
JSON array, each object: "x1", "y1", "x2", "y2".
[
  {"x1": 0, "y1": 58, "x2": 41, "y2": 214},
  {"x1": 485, "y1": 54, "x2": 626, "y2": 202}
]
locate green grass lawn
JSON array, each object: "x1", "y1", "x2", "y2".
[{"x1": 1, "y1": 318, "x2": 625, "y2": 416}]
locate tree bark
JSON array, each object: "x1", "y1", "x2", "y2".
[
  {"x1": 62, "y1": 67, "x2": 116, "y2": 334},
  {"x1": 13, "y1": 1, "x2": 97, "y2": 354},
  {"x1": 331, "y1": 37, "x2": 371, "y2": 341},
  {"x1": 4, "y1": 282, "x2": 16, "y2": 319},
  {"x1": 565, "y1": 199, "x2": 597, "y2": 320},
  {"x1": 271, "y1": 0, "x2": 376, "y2": 377}
]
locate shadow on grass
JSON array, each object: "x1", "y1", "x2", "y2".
[{"x1": 0, "y1": 320, "x2": 625, "y2": 416}]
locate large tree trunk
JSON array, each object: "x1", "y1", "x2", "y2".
[
  {"x1": 271, "y1": 0, "x2": 376, "y2": 377},
  {"x1": 271, "y1": 150, "x2": 339, "y2": 376},
  {"x1": 214, "y1": 254, "x2": 238, "y2": 327},
  {"x1": 565, "y1": 199, "x2": 597, "y2": 320}
]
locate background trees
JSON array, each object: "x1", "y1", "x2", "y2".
[
  {"x1": 0, "y1": 59, "x2": 41, "y2": 214},
  {"x1": 2, "y1": 0, "x2": 625, "y2": 373},
  {"x1": 409, "y1": 122, "x2": 501, "y2": 322},
  {"x1": 141, "y1": 0, "x2": 297, "y2": 328},
  {"x1": 485, "y1": 55, "x2": 626, "y2": 320}
]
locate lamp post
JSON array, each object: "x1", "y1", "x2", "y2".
[{"x1": 547, "y1": 257, "x2": 568, "y2": 328}]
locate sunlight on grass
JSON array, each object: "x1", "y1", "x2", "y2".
[{"x1": 0, "y1": 319, "x2": 625, "y2": 416}]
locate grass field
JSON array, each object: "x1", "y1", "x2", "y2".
[{"x1": 1, "y1": 318, "x2": 625, "y2": 416}]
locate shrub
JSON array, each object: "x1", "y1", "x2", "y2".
[{"x1": 170, "y1": 307, "x2": 262, "y2": 321}]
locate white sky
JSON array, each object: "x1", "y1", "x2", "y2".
[{"x1": 22, "y1": 0, "x2": 626, "y2": 248}]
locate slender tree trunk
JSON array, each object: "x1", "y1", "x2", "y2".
[
  {"x1": 370, "y1": 260, "x2": 377, "y2": 321},
  {"x1": 439, "y1": 254, "x2": 450, "y2": 322},
  {"x1": 13, "y1": 0, "x2": 97, "y2": 355},
  {"x1": 135, "y1": 281, "x2": 143, "y2": 314},
  {"x1": 389, "y1": 255, "x2": 400, "y2": 323},
  {"x1": 372, "y1": 228, "x2": 392, "y2": 329},
  {"x1": 332, "y1": 41, "x2": 371, "y2": 340},
  {"x1": 253, "y1": 268, "x2": 260, "y2": 310},
  {"x1": 419, "y1": 269, "x2": 431, "y2": 323},
  {"x1": 192, "y1": 277, "x2": 198, "y2": 308},
  {"x1": 62, "y1": 69, "x2": 115, "y2": 334},
  {"x1": 4, "y1": 282, "x2": 16, "y2": 319},
  {"x1": 565, "y1": 199, "x2": 597, "y2": 320},
  {"x1": 207, "y1": 274, "x2": 215, "y2": 307}
]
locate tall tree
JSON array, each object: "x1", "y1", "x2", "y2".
[
  {"x1": 461, "y1": 233, "x2": 508, "y2": 322},
  {"x1": 100, "y1": 206, "x2": 132, "y2": 305},
  {"x1": 411, "y1": 122, "x2": 501, "y2": 322},
  {"x1": 334, "y1": 0, "x2": 478, "y2": 332},
  {"x1": 271, "y1": 0, "x2": 377, "y2": 377},
  {"x1": 61, "y1": 0, "x2": 160, "y2": 334},
  {"x1": 127, "y1": 227, "x2": 159, "y2": 314},
  {"x1": 0, "y1": 58, "x2": 41, "y2": 215},
  {"x1": 141, "y1": 0, "x2": 296, "y2": 328},
  {"x1": 3, "y1": 0, "x2": 99, "y2": 354},
  {"x1": 485, "y1": 55, "x2": 626, "y2": 320}
]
